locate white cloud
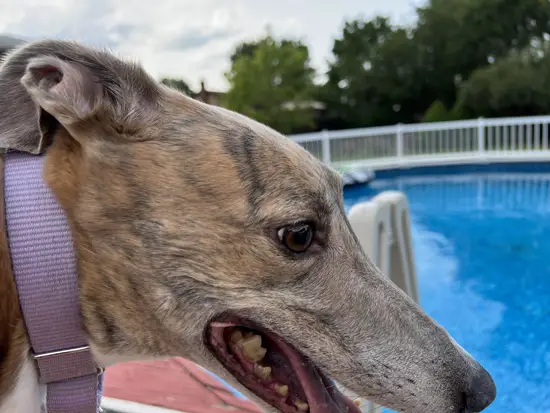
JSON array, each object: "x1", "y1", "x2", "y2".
[{"x1": 0, "y1": 0, "x2": 422, "y2": 91}]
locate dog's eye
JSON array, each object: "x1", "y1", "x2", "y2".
[{"x1": 277, "y1": 223, "x2": 314, "y2": 253}]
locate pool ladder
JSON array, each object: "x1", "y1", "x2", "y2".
[{"x1": 336, "y1": 190, "x2": 419, "y2": 413}]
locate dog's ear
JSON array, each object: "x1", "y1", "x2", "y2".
[
  {"x1": 0, "y1": 47, "x2": 46, "y2": 154},
  {"x1": 0, "y1": 40, "x2": 162, "y2": 154},
  {"x1": 21, "y1": 56, "x2": 103, "y2": 129}
]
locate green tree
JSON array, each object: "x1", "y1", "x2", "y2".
[
  {"x1": 320, "y1": 17, "x2": 392, "y2": 129},
  {"x1": 423, "y1": 101, "x2": 451, "y2": 122},
  {"x1": 319, "y1": 0, "x2": 550, "y2": 129},
  {"x1": 414, "y1": 0, "x2": 550, "y2": 110},
  {"x1": 230, "y1": 41, "x2": 259, "y2": 64},
  {"x1": 365, "y1": 28, "x2": 425, "y2": 125},
  {"x1": 160, "y1": 77, "x2": 194, "y2": 96},
  {"x1": 320, "y1": 17, "x2": 423, "y2": 129},
  {"x1": 455, "y1": 46, "x2": 550, "y2": 118},
  {"x1": 224, "y1": 35, "x2": 317, "y2": 134}
]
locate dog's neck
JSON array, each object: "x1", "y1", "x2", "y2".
[{"x1": 0, "y1": 151, "x2": 103, "y2": 413}]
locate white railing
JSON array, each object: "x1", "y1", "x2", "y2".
[{"x1": 289, "y1": 115, "x2": 550, "y2": 171}]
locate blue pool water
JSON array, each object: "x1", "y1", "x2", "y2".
[{"x1": 344, "y1": 173, "x2": 550, "y2": 413}]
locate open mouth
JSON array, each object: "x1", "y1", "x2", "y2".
[{"x1": 206, "y1": 315, "x2": 362, "y2": 413}]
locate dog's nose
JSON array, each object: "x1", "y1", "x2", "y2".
[{"x1": 464, "y1": 363, "x2": 497, "y2": 412}]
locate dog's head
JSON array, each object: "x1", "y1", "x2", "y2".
[{"x1": 0, "y1": 40, "x2": 496, "y2": 413}]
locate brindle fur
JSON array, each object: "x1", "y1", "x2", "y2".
[{"x1": 0, "y1": 40, "x2": 495, "y2": 413}]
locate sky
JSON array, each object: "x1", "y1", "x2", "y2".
[{"x1": 0, "y1": 0, "x2": 423, "y2": 92}]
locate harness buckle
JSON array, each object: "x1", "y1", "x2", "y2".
[{"x1": 32, "y1": 345, "x2": 100, "y2": 383}]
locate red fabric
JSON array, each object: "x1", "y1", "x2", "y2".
[{"x1": 103, "y1": 358, "x2": 261, "y2": 413}]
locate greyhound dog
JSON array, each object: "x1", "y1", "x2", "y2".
[{"x1": 0, "y1": 40, "x2": 496, "y2": 413}]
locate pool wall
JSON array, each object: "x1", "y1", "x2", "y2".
[{"x1": 371, "y1": 161, "x2": 550, "y2": 180}]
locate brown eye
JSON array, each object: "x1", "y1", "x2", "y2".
[{"x1": 277, "y1": 223, "x2": 314, "y2": 253}]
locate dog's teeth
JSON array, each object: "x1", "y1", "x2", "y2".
[
  {"x1": 254, "y1": 364, "x2": 272, "y2": 380},
  {"x1": 240, "y1": 334, "x2": 261, "y2": 349},
  {"x1": 354, "y1": 399, "x2": 361, "y2": 406},
  {"x1": 241, "y1": 335, "x2": 266, "y2": 362},
  {"x1": 247, "y1": 347, "x2": 267, "y2": 362},
  {"x1": 243, "y1": 331, "x2": 254, "y2": 339},
  {"x1": 294, "y1": 400, "x2": 309, "y2": 411},
  {"x1": 274, "y1": 383, "x2": 289, "y2": 397},
  {"x1": 230, "y1": 330, "x2": 243, "y2": 343}
]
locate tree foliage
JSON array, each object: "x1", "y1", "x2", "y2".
[
  {"x1": 230, "y1": 41, "x2": 259, "y2": 64},
  {"x1": 320, "y1": 17, "x2": 396, "y2": 129},
  {"x1": 161, "y1": 77, "x2": 194, "y2": 96},
  {"x1": 413, "y1": 0, "x2": 550, "y2": 110},
  {"x1": 224, "y1": 35, "x2": 317, "y2": 134},
  {"x1": 317, "y1": 0, "x2": 550, "y2": 131},
  {"x1": 456, "y1": 46, "x2": 550, "y2": 118},
  {"x1": 164, "y1": 0, "x2": 550, "y2": 133},
  {"x1": 423, "y1": 101, "x2": 451, "y2": 122}
]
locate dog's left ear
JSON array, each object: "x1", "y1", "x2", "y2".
[
  {"x1": 0, "y1": 46, "x2": 46, "y2": 154},
  {"x1": 21, "y1": 56, "x2": 103, "y2": 129},
  {"x1": 0, "y1": 40, "x2": 162, "y2": 154}
]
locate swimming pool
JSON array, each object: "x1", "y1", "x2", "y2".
[{"x1": 344, "y1": 172, "x2": 550, "y2": 413}]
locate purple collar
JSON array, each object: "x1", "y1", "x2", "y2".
[{"x1": 4, "y1": 151, "x2": 103, "y2": 413}]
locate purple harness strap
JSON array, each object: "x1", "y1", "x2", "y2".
[{"x1": 4, "y1": 151, "x2": 103, "y2": 413}]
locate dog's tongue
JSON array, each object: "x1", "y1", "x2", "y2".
[{"x1": 274, "y1": 336, "x2": 362, "y2": 413}]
